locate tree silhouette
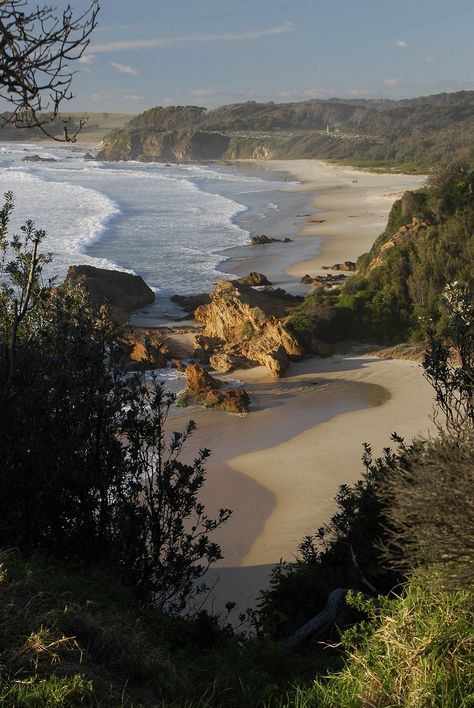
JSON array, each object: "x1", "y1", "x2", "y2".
[{"x1": 0, "y1": 0, "x2": 99, "y2": 140}]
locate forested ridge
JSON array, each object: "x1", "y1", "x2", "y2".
[{"x1": 99, "y1": 90, "x2": 474, "y2": 171}]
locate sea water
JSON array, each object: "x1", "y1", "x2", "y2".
[{"x1": 0, "y1": 142, "x2": 296, "y2": 321}]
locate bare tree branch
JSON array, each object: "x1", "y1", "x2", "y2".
[{"x1": 0, "y1": 0, "x2": 99, "y2": 141}]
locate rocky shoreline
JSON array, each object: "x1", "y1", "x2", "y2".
[{"x1": 66, "y1": 262, "x2": 337, "y2": 413}]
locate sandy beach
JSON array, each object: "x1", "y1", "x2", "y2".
[
  {"x1": 169, "y1": 160, "x2": 435, "y2": 614},
  {"x1": 222, "y1": 159, "x2": 425, "y2": 290}
]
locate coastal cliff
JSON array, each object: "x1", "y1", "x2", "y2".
[{"x1": 98, "y1": 92, "x2": 474, "y2": 170}]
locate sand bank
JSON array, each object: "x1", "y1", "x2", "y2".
[
  {"x1": 175, "y1": 354, "x2": 434, "y2": 613},
  {"x1": 230, "y1": 159, "x2": 425, "y2": 283},
  {"x1": 171, "y1": 160, "x2": 433, "y2": 612}
]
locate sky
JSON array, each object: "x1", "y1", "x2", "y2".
[{"x1": 37, "y1": 0, "x2": 474, "y2": 113}]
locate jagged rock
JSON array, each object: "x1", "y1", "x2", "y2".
[
  {"x1": 118, "y1": 329, "x2": 169, "y2": 371},
  {"x1": 129, "y1": 339, "x2": 168, "y2": 369},
  {"x1": 194, "y1": 280, "x2": 303, "y2": 377},
  {"x1": 321, "y1": 261, "x2": 357, "y2": 272},
  {"x1": 183, "y1": 363, "x2": 249, "y2": 414},
  {"x1": 185, "y1": 363, "x2": 218, "y2": 397},
  {"x1": 251, "y1": 234, "x2": 292, "y2": 245},
  {"x1": 170, "y1": 292, "x2": 211, "y2": 317},
  {"x1": 83, "y1": 152, "x2": 96, "y2": 161},
  {"x1": 22, "y1": 154, "x2": 57, "y2": 162},
  {"x1": 209, "y1": 352, "x2": 243, "y2": 373},
  {"x1": 171, "y1": 358, "x2": 187, "y2": 372},
  {"x1": 66, "y1": 265, "x2": 155, "y2": 326},
  {"x1": 204, "y1": 387, "x2": 249, "y2": 414},
  {"x1": 234, "y1": 272, "x2": 272, "y2": 286},
  {"x1": 192, "y1": 334, "x2": 223, "y2": 363}
]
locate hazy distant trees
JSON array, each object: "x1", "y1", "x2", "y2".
[{"x1": 0, "y1": 0, "x2": 99, "y2": 140}]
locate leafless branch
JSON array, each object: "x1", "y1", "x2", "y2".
[{"x1": 0, "y1": 0, "x2": 99, "y2": 141}]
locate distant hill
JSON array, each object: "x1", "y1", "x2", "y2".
[
  {"x1": 98, "y1": 91, "x2": 474, "y2": 171},
  {"x1": 0, "y1": 112, "x2": 135, "y2": 144}
]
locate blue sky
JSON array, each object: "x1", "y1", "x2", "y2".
[{"x1": 63, "y1": 0, "x2": 474, "y2": 112}]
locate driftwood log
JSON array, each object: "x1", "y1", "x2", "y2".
[
  {"x1": 283, "y1": 588, "x2": 348, "y2": 651},
  {"x1": 282, "y1": 549, "x2": 380, "y2": 651}
]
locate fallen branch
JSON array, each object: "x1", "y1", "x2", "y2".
[{"x1": 283, "y1": 587, "x2": 378, "y2": 651}]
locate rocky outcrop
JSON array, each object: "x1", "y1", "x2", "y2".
[
  {"x1": 321, "y1": 261, "x2": 357, "y2": 272},
  {"x1": 367, "y1": 217, "x2": 432, "y2": 272},
  {"x1": 120, "y1": 331, "x2": 169, "y2": 372},
  {"x1": 182, "y1": 364, "x2": 249, "y2": 414},
  {"x1": 170, "y1": 293, "x2": 211, "y2": 317},
  {"x1": 251, "y1": 234, "x2": 292, "y2": 245},
  {"x1": 301, "y1": 273, "x2": 348, "y2": 287},
  {"x1": 22, "y1": 154, "x2": 57, "y2": 162},
  {"x1": 98, "y1": 128, "x2": 230, "y2": 163},
  {"x1": 209, "y1": 352, "x2": 245, "y2": 373},
  {"x1": 66, "y1": 265, "x2": 155, "y2": 326},
  {"x1": 234, "y1": 272, "x2": 272, "y2": 286},
  {"x1": 194, "y1": 280, "x2": 304, "y2": 377}
]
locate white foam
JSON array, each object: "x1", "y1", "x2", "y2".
[{"x1": 0, "y1": 166, "x2": 124, "y2": 277}]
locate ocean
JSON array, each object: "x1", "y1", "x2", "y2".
[{"x1": 0, "y1": 141, "x2": 308, "y2": 322}]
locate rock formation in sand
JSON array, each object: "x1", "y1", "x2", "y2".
[
  {"x1": 321, "y1": 261, "x2": 357, "y2": 272},
  {"x1": 251, "y1": 234, "x2": 292, "y2": 245},
  {"x1": 182, "y1": 363, "x2": 249, "y2": 414},
  {"x1": 234, "y1": 272, "x2": 272, "y2": 287},
  {"x1": 194, "y1": 280, "x2": 304, "y2": 377}
]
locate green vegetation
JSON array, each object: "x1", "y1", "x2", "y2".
[
  {"x1": 0, "y1": 157, "x2": 473, "y2": 704},
  {"x1": 98, "y1": 91, "x2": 474, "y2": 169},
  {"x1": 280, "y1": 574, "x2": 474, "y2": 707},
  {"x1": 0, "y1": 194, "x2": 230, "y2": 612},
  {"x1": 287, "y1": 159, "x2": 474, "y2": 345}
]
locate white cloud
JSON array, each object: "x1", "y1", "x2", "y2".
[
  {"x1": 125, "y1": 94, "x2": 145, "y2": 102},
  {"x1": 78, "y1": 54, "x2": 96, "y2": 64},
  {"x1": 191, "y1": 88, "x2": 217, "y2": 98},
  {"x1": 425, "y1": 56, "x2": 436, "y2": 63},
  {"x1": 163, "y1": 97, "x2": 173, "y2": 106},
  {"x1": 110, "y1": 62, "x2": 138, "y2": 76},
  {"x1": 88, "y1": 22, "x2": 293, "y2": 54},
  {"x1": 393, "y1": 40, "x2": 407, "y2": 48},
  {"x1": 384, "y1": 78, "x2": 400, "y2": 87}
]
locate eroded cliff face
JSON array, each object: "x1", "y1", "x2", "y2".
[
  {"x1": 194, "y1": 280, "x2": 304, "y2": 377},
  {"x1": 98, "y1": 128, "x2": 231, "y2": 163}
]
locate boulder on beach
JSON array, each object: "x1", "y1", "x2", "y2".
[
  {"x1": 182, "y1": 363, "x2": 249, "y2": 414},
  {"x1": 65, "y1": 265, "x2": 155, "y2": 326},
  {"x1": 251, "y1": 234, "x2": 292, "y2": 245},
  {"x1": 234, "y1": 272, "x2": 272, "y2": 286},
  {"x1": 209, "y1": 352, "x2": 244, "y2": 373},
  {"x1": 22, "y1": 154, "x2": 57, "y2": 162},
  {"x1": 321, "y1": 261, "x2": 357, "y2": 272}
]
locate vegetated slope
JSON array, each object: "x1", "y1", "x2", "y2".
[
  {"x1": 287, "y1": 160, "x2": 474, "y2": 344},
  {"x1": 98, "y1": 91, "x2": 474, "y2": 170}
]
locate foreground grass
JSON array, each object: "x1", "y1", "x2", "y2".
[
  {"x1": 280, "y1": 571, "x2": 474, "y2": 707},
  {"x1": 1, "y1": 551, "x2": 472, "y2": 706},
  {"x1": 0, "y1": 550, "x2": 317, "y2": 706}
]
